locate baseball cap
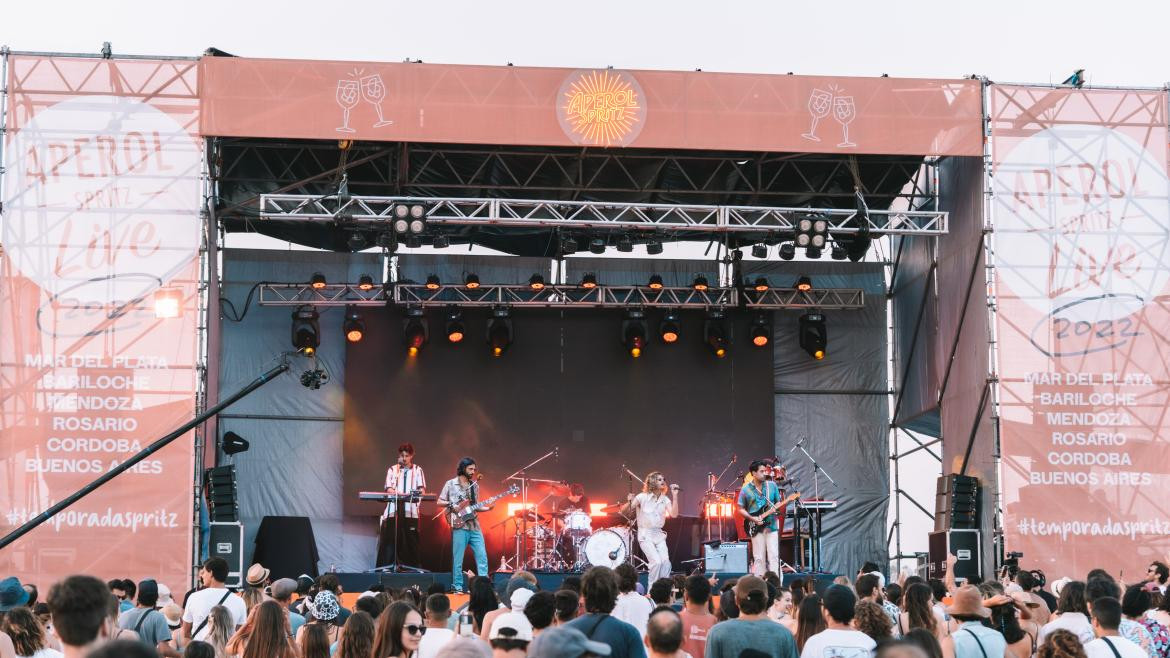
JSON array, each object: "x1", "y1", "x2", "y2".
[
  {"x1": 510, "y1": 587, "x2": 535, "y2": 611},
  {"x1": 156, "y1": 583, "x2": 173, "y2": 606},
  {"x1": 489, "y1": 612, "x2": 534, "y2": 642},
  {"x1": 528, "y1": 626, "x2": 611, "y2": 658},
  {"x1": 136, "y1": 579, "x2": 159, "y2": 607},
  {"x1": 270, "y1": 578, "x2": 298, "y2": 600}
]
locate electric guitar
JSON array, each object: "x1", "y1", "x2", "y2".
[
  {"x1": 744, "y1": 491, "x2": 801, "y2": 537},
  {"x1": 446, "y1": 483, "x2": 519, "y2": 529}
]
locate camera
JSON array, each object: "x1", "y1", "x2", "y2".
[{"x1": 300, "y1": 368, "x2": 329, "y2": 389}]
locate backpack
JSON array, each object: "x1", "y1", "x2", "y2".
[{"x1": 1142, "y1": 618, "x2": 1170, "y2": 658}]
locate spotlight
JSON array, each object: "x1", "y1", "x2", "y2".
[
  {"x1": 659, "y1": 311, "x2": 681, "y2": 344},
  {"x1": 445, "y1": 308, "x2": 465, "y2": 343},
  {"x1": 404, "y1": 234, "x2": 422, "y2": 249},
  {"x1": 799, "y1": 312, "x2": 827, "y2": 360},
  {"x1": 751, "y1": 243, "x2": 768, "y2": 259},
  {"x1": 403, "y1": 308, "x2": 428, "y2": 356},
  {"x1": 589, "y1": 238, "x2": 606, "y2": 254},
  {"x1": 795, "y1": 214, "x2": 829, "y2": 255},
  {"x1": 347, "y1": 232, "x2": 366, "y2": 251},
  {"x1": 343, "y1": 307, "x2": 365, "y2": 343},
  {"x1": 310, "y1": 272, "x2": 327, "y2": 289},
  {"x1": 806, "y1": 246, "x2": 823, "y2": 259},
  {"x1": 561, "y1": 237, "x2": 579, "y2": 255},
  {"x1": 357, "y1": 274, "x2": 375, "y2": 291},
  {"x1": 617, "y1": 236, "x2": 634, "y2": 253},
  {"x1": 290, "y1": 306, "x2": 320, "y2": 355},
  {"x1": 647, "y1": 274, "x2": 664, "y2": 290},
  {"x1": 433, "y1": 234, "x2": 450, "y2": 249},
  {"x1": 580, "y1": 273, "x2": 598, "y2": 289},
  {"x1": 394, "y1": 204, "x2": 410, "y2": 219},
  {"x1": 646, "y1": 241, "x2": 664, "y2": 255},
  {"x1": 831, "y1": 244, "x2": 848, "y2": 260},
  {"x1": 465, "y1": 273, "x2": 480, "y2": 289},
  {"x1": 795, "y1": 276, "x2": 812, "y2": 292},
  {"x1": 842, "y1": 189, "x2": 874, "y2": 262},
  {"x1": 703, "y1": 310, "x2": 729, "y2": 358},
  {"x1": 425, "y1": 274, "x2": 441, "y2": 290},
  {"x1": 622, "y1": 310, "x2": 648, "y2": 358},
  {"x1": 393, "y1": 218, "x2": 410, "y2": 234},
  {"x1": 752, "y1": 277, "x2": 769, "y2": 292},
  {"x1": 488, "y1": 307, "x2": 513, "y2": 357},
  {"x1": 529, "y1": 274, "x2": 546, "y2": 290},
  {"x1": 779, "y1": 243, "x2": 796, "y2": 261},
  {"x1": 692, "y1": 275, "x2": 709, "y2": 291},
  {"x1": 750, "y1": 312, "x2": 771, "y2": 348},
  {"x1": 153, "y1": 287, "x2": 182, "y2": 319}
]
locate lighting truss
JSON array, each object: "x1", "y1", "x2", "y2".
[
  {"x1": 258, "y1": 195, "x2": 947, "y2": 237},
  {"x1": 255, "y1": 283, "x2": 865, "y2": 310}
]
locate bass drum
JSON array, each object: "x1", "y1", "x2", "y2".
[{"x1": 583, "y1": 527, "x2": 631, "y2": 568}]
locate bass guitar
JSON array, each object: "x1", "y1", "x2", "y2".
[
  {"x1": 744, "y1": 491, "x2": 801, "y2": 537},
  {"x1": 447, "y1": 483, "x2": 519, "y2": 529}
]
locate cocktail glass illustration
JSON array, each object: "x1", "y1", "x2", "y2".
[
  {"x1": 803, "y1": 89, "x2": 833, "y2": 142},
  {"x1": 336, "y1": 79, "x2": 360, "y2": 133},
  {"x1": 360, "y1": 74, "x2": 393, "y2": 127},
  {"x1": 833, "y1": 96, "x2": 857, "y2": 147}
]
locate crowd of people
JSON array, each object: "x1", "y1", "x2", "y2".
[{"x1": 1, "y1": 555, "x2": 1169, "y2": 658}]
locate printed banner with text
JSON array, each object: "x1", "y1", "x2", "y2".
[
  {"x1": 0, "y1": 56, "x2": 201, "y2": 588},
  {"x1": 990, "y1": 85, "x2": 1170, "y2": 577}
]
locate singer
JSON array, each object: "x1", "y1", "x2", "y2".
[
  {"x1": 437, "y1": 457, "x2": 490, "y2": 593},
  {"x1": 376, "y1": 442, "x2": 426, "y2": 569},
  {"x1": 623, "y1": 471, "x2": 679, "y2": 582}
]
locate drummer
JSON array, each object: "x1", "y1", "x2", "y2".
[{"x1": 562, "y1": 483, "x2": 590, "y2": 512}]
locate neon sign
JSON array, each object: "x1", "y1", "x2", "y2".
[{"x1": 557, "y1": 70, "x2": 647, "y2": 147}]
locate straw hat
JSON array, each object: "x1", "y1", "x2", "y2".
[{"x1": 947, "y1": 585, "x2": 990, "y2": 618}]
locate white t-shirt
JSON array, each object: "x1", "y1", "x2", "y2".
[
  {"x1": 1040, "y1": 613, "x2": 1096, "y2": 645},
  {"x1": 181, "y1": 587, "x2": 247, "y2": 640},
  {"x1": 633, "y1": 493, "x2": 671, "y2": 531},
  {"x1": 417, "y1": 627, "x2": 456, "y2": 658},
  {"x1": 21, "y1": 649, "x2": 64, "y2": 658},
  {"x1": 799, "y1": 628, "x2": 877, "y2": 658},
  {"x1": 612, "y1": 592, "x2": 655, "y2": 637},
  {"x1": 1085, "y1": 636, "x2": 1147, "y2": 658}
]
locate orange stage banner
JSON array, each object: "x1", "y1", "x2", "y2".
[
  {"x1": 990, "y1": 85, "x2": 1170, "y2": 578},
  {"x1": 1, "y1": 56, "x2": 201, "y2": 589},
  {"x1": 199, "y1": 57, "x2": 983, "y2": 157}
]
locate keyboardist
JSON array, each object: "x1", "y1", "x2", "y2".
[{"x1": 376, "y1": 442, "x2": 427, "y2": 568}]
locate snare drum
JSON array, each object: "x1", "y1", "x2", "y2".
[
  {"x1": 564, "y1": 510, "x2": 593, "y2": 533},
  {"x1": 583, "y1": 527, "x2": 631, "y2": 568}
]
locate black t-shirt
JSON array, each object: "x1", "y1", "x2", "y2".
[
  {"x1": 1037, "y1": 589, "x2": 1057, "y2": 612},
  {"x1": 557, "y1": 496, "x2": 591, "y2": 513}
]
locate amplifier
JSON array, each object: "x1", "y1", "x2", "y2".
[
  {"x1": 703, "y1": 541, "x2": 749, "y2": 573},
  {"x1": 209, "y1": 522, "x2": 244, "y2": 588}
]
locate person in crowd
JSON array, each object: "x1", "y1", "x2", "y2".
[
  {"x1": 794, "y1": 595, "x2": 826, "y2": 653},
  {"x1": 554, "y1": 591, "x2": 580, "y2": 626},
  {"x1": 800, "y1": 585, "x2": 874, "y2": 658},
  {"x1": 202, "y1": 606, "x2": 233, "y2": 658},
  {"x1": 117, "y1": 578, "x2": 177, "y2": 657},
  {"x1": 886, "y1": 585, "x2": 904, "y2": 609},
  {"x1": 183, "y1": 640, "x2": 216, "y2": 658},
  {"x1": 1041, "y1": 581, "x2": 1094, "y2": 645},
  {"x1": 419, "y1": 594, "x2": 456, "y2": 658},
  {"x1": 529, "y1": 625, "x2": 613, "y2": 658},
  {"x1": 481, "y1": 577, "x2": 534, "y2": 643},
  {"x1": 984, "y1": 594, "x2": 1034, "y2": 658},
  {"x1": 266, "y1": 579, "x2": 305, "y2": 639},
  {"x1": 1015, "y1": 571, "x2": 1052, "y2": 626},
  {"x1": 85, "y1": 639, "x2": 156, "y2": 658},
  {"x1": 373, "y1": 601, "x2": 425, "y2": 658},
  {"x1": 649, "y1": 581, "x2": 674, "y2": 609},
  {"x1": 1085, "y1": 580, "x2": 1152, "y2": 657},
  {"x1": 561, "y1": 578, "x2": 583, "y2": 596},
  {"x1": 939, "y1": 585, "x2": 1005, "y2": 658},
  {"x1": 335, "y1": 611, "x2": 377, "y2": 658},
  {"x1": 104, "y1": 593, "x2": 138, "y2": 643},
  {"x1": 857, "y1": 574, "x2": 898, "y2": 630},
  {"x1": 525, "y1": 592, "x2": 557, "y2": 636},
  {"x1": 564, "y1": 567, "x2": 645, "y2": 658},
  {"x1": 106, "y1": 581, "x2": 132, "y2": 616},
  {"x1": 902, "y1": 628, "x2": 944, "y2": 658},
  {"x1": 1147, "y1": 565, "x2": 1170, "y2": 596},
  {"x1": 770, "y1": 586, "x2": 795, "y2": 626},
  {"x1": 677, "y1": 575, "x2": 714, "y2": 658},
  {"x1": 46, "y1": 575, "x2": 110, "y2": 658},
  {"x1": 239, "y1": 565, "x2": 269, "y2": 617},
  {"x1": 356, "y1": 594, "x2": 385, "y2": 620},
  {"x1": 854, "y1": 600, "x2": 894, "y2": 644},
  {"x1": 714, "y1": 590, "x2": 737, "y2": 623},
  {"x1": 1085, "y1": 597, "x2": 1146, "y2": 658},
  {"x1": 299, "y1": 623, "x2": 332, "y2": 658},
  {"x1": 489, "y1": 612, "x2": 533, "y2": 658},
  {"x1": 464, "y1": 577, "x2": 501, "y2": 637},
  {"x1": 900, "y1": 583, "x2": 946, "y2": 641},
  {"x1": 1040, "y1": 629, "x2": 1090, "y2": 658},
  {"x1": 1121, "y1": 585, "x2": 1170, "y2": 658},
  {"x1": 0, "y1": 578, "x2": 31, "y2": 623},
  {"x1": 875, "y1": 642, "x2": 928, "y2": 658},
  {"x1": 643, "y1": 608, "x2": 688, "y2": 658},
  {"x1": 614, "y1": 564, "x2": 654, "y2": 638},
  {"x1": 230, "y1": 600, "x2": 296, "y2": 658},
  {"x1": 314, "y1": 574, "x2": 351, "y2": 625},
  {"x1": 0, "y1": 606, "x2": 59, "y2": 658},
  {"x1": 182, "y1": 558, "x2": 247, "y2": 642},
  {"x1": 297, "y1": 591, "x2": 343, "y2": 646},
  {"x1": 163, "y1": 603, "x2": 185, "y2": 655},
  {"x1": 705, "y1": 575, "x2": 797, "y2": 658}
]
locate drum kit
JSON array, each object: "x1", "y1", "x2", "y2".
[{"x1": 501, "y1": 483, "x2": 640, "y2": 572}]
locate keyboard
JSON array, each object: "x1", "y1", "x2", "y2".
[{"x1": 358, "y1": 491, "x2": 438, "y2": 503}]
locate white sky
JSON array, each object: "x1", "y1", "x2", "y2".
[{"x1": 4, "y1": 0, "x2": 1169, "y2": 88}]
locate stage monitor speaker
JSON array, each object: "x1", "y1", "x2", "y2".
[
  {"x1": 928, "y1": 529, "x2": 981, "y2": 583},
  {"x1": 209, "y1": 522, "x2": 245, "y2": 588},
  {"x1": 380, "y1": 573, "x2": 436, "y2": 591},
  {"x1": 703, "y1": 541, "x2": 749, "y2": 573}
]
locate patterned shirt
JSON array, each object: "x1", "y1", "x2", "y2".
[
  {"x1": 383, "y1": 464, "x2": 426, "y2": 519},
  {"x1": 738, "y1": 480, "x2": 782, "y2": 532},
  {"x1": 1121, "y1": 619, "x2": 1156, "y2": 658},
  {"x1": 439, "y1": 477, "x2": 481, "y2": 531}
]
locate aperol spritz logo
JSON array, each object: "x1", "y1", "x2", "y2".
[{"x1": 557, "y1": 70, "x2": 647, "y2": 147}]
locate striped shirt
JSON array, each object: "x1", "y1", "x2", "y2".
[{"x1": 383, "y1": 464, "x2": 426, "y2": 518}]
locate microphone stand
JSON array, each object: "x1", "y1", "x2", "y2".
[
  {"x1": 705, "y1": 454, "x2": 737, "y2": 542},
  {"x1": 788, "y1": 436, "x2": 836, "y2": 572},
  {"x1": 505, "y1": 447, "x2": 558, "y2": 569}
]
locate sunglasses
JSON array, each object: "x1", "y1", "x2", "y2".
[{"x1": 405, "y1": 625, "x2": 427, "y2": 636}]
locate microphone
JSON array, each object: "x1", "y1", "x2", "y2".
[
  {"x1": 609, "y1": 548, "x2": 621, "y2": 560},
  {"x1": 794, "y1": 437, "x2": 805, "y2": 448}
]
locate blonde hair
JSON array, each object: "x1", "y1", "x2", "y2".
[{"x1": 643, "y1": 471, "x2": 664, "y2": 493}]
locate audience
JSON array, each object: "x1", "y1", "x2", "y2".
[
  {"x1": 181, "y1": 559, "x2": 246, "y2": 642},
  {"x1": 614, "y1": 565, "x2": 654, "y2": 638},
  {"x1": 554, "y1": 590, "x2": 581, "y2": 626},
  {"x1": 1085, "y1": 597, "x2": 1145, "y2": 658},
  {"x1": 0, "y1": 606, "x2": 58, "y2": 658},
  {"x1": 854, "y1": 600, "x2": 894, "y2": 644},
  {"x1": 1041, "y1": 581, "x2": 1095, "y2": 645},
  {"x1": 940, "y1": 585, "x2": 1005, "y2": 658},
  {"x1": 201, "y1": 606, "x2": 233, "y2": 657},
  {"x1": 643, "y1": 607, "x2": 687, "y2": 658},
  {"x1": 117, "y1": 578, "x2": 176, "y2": 657},
  {"x1": 419, "y1": 594, "x2": 456, "y2": 658},
  {"x1": 268, "y1": 579, "x2": 306, "y2": 638},
  {"x1": 488, "y1": 612, "x2": 533, "y2": 658},
  {"x1": 335, "y1": 611, "x2": 377, "y2": 658},
  {"x1": 705, "y1": 575, "x2": 798, "y2": 658},
  {"x1": 800, "y1": 585, "x2": 874, "y2": 658},
  {"x1": 524, "y1": 592, "x2": 557, "y2": 636},
  {"x1": 46, "y1": 575, "x2": 109, "y2": 658},
  {"x1": 564, "y1": 567, "x2": 645, "y2": 658},
  {"x1": 677, "y1": 575, "x2": 714, "y2": 658},
  {"x1": 795, "y1": 595, "x2": 826, "y2": 653},
  {"x1": 373, "y1": 601, "x2": 424, "y2": 658},
  {"x1": 530, "y1": 625, "x2": 613, "y2": 658},
  {"x1": 230, "y1": 599, "x2": 297, "y2": 658},
  {"x1": 1041, "y1": 629, "x2": 1090, "y2": 658},
  {"x1": 902, "y1": 627, "x2": 944, "y2": 658}
]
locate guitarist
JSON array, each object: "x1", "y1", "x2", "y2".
[
  {"x1": 738, "y1": 460, "x2": 786, "y2": 576},
  {"x1": 437, "y1": 457, "x2": 491, "y2": 593}
]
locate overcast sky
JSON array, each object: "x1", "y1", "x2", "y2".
[{"x1": 4, "y1": 0, "x2": 1168, "y2": 88}]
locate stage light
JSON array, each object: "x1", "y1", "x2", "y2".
[
  {"x1": 617, "y1": 236, "x2": 634, "y2": 253},
  {"x1": 589, "y1": 238, "x2": 606, "y2": 254},
  {"x1": 445, "y1": 308, "x2": 465, "y2": 343},
  {"x1": 222, "y1": 430, "x2": 250, "y2": 456},
  {"x1": 409, "y1": 218, "x2": 425, "y2": 234},
  {"x1": 799, "y1": 312, "x2": 827, "y2": 360},
  {"x1": 692, "y1": 275, "x2": 709, "y2": 291},
  {"x1": 347, "y1": 232, "x2": 366, "y2": 251},
  {"x1": 831, "y1": 244, "x2": 848, "y2": 260},
  {"x1": 795, "y1": 215, "x2": 829, "y2": 254},
  {"x1": 393, "y1": 218, "x2": 410, "y2": 234},
  {"x1": 750, "y1": 312, "x2": 771, "y2": 347},
  {"x1": 842, "y1": 189, "x2": 874, "y2": 262},
  {"x1": 488, "y1": 307, "x2": 513, "y2": 357},
  {"x1": 465, "y1": 273, "x2": 480, "y2": 289},
  {"x1": 648, "y1": 274, "x2": 664, "y2": 290},
  {"x1": 410, "y1": 204, "x2": 425, "y2": 219},
  {"x1": 343, "y1": 307, "x2": 365, "y2": 343},
  {"x1": 795, "y1": 276, "x2": 812, "y2": 292},
  {"x1": 403, "y1": 308, "x2": 428, "y2": 356},
  {"x1": 529, "y1": 274, "x2": 546, "y2": 290},
  {"x1": 646, "y1": 241, "x2": 664, "y2": 255},
  {"x1": 310, "y1": 272, "x2": 327, "y2": 289},
  {"x1": 291, "y1": 306, "x2": 320, "y2": 355},
  {"x1": 659, "y1": 312, "x2": 681, "y2": 344},
  {"x1": 376, "y1": 232, "x2": 398, "y2": 252},
  {"x1": 622, "y1": 309, "x2": 648, "y2": 358},
  {"x1": 580, "y1": 273, "x2": 598, "y2": 289},
  {"x1": 153, "y1": 287, "x2": 182, "y2": 319},
  {"x1": 779, "y1": 243, "x2": 796, "y2": 260},
  {"x1": 394, "y1": 204, "x2": 410, "y2": 219},
  {"x1": 404, "y1": 234, "x2": 422, "y2": 249},
  {"x1": 358, "y1": 274, "x2": 375, "y2": 291},
  {"x1": 806, "y1": 246, "x2": 823, "y2": 259},
  {"x1": 751, "y1": 243, "x2": 768, "y2": 259},
  {"x1": 704, "y1": 310, "x2": 728, "y2": 358},
  {"x1": 561, "y1": 237, "x2": 579, "y2": 255},
  {"x1": 433, "y1": 234, "x2": 450, "y2": 249},
  {"x1": 425, "y1": 274, "x2": 441, "y2": 290},
  {"x1": 752, "y1": 277, "x2": 769, "y2": 292}
]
